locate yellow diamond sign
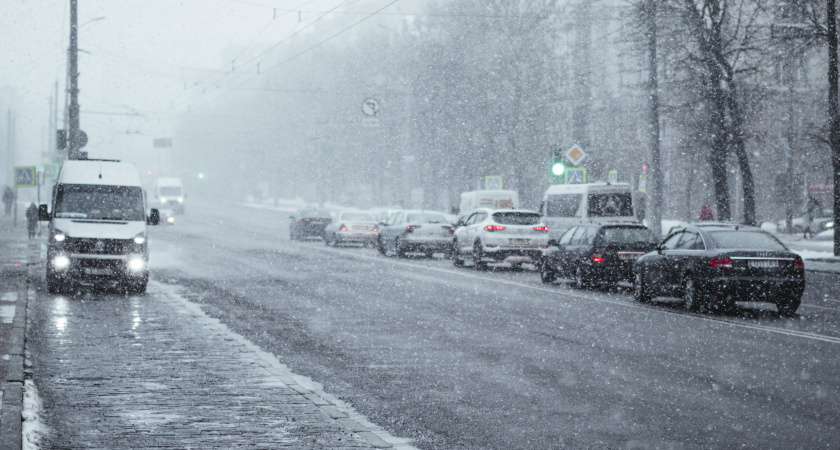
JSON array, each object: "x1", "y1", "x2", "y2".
[{"x1": 565, "y1": 145, "x2": 587, "y2": 166}]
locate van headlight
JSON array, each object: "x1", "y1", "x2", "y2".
[
  {"x1": 177, "y1": 197, "x2": 184, "y2": 203},
  {"x1": 133, "y1": 233, "x2": 146, "y2": 245},
  {"x1": 127, "y1": 256, "x2": 145, "y2": 272},
  {"x1": 160, "y1": 198, "x2": 167, "y2": 203},
  {"x1": 53, "y1": 254, "x2": 70, "y2": 270},
  {"x1": 166, "y1": 216, "x2": 175, "y2": 224},
  {"x1": 53, "y1": 229, "x2": 66, "y2": 242}
]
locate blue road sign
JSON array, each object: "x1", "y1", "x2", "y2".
[
  {"x1": 14, "y1": 166, "x2": 36, "y2": 188},
  {"x1": 565, "y1": 167, "x2": 587, "y2": 184},
  {"x1": 485, "y1": 175, "x2": 503, "y2": 190}
]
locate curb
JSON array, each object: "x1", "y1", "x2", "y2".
[{"x1": 0, "y1": 282, "x2": 27, "y2": 450}]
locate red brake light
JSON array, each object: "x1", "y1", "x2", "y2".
[
  {"x1": 484, "y1": 225, "x2": 506, "y2": 232},
  {"x1": 373, "y1": 226, "x2": 378, "y2": 232},
  {"x1": 339, "y1": 224, "x2": 348, "y2": 232},
  {"x1": 533, "y1": 226, "x2": 549, "y2": 232},
  {"x1": 406, "y1": 225, "x2": 421, "y2": 233},
  {"x1": 591, "y1": 249, "x2": 604, "y2": 263},
  {"x1": 793, "y1": 257, "x2": 804, "y2": 271},
  {"x1": 299, "y1": 220, "x2": 305, "y2": 225},
  {"x1": 711, "y1": 257, "x2": 733, "y2": 269},
  {"x1": 444, "y1": 225, "x2": 455, "y2": 233}
]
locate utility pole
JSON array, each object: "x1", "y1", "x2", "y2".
[
  {"x1": 68, "y1": 0, "x2": 81, "y2": 160},
  {"x1": 645, "y1": 0, "x2": 662, "y2": 238},
  {"x1": 829, "y1": 0, "x2": 840, "y2": 256}
]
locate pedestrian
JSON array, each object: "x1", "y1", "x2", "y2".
[
  {"x1": 25, "y1": 202, "x2": 38, "y2": 239},
  {"x1": 3, "y1": 186, "x2": 14, "y2": 217},
  {"x1": 698, "y1": 201, "x2": 714, "y2": 221},
  {"x1": 803, "y1": 195, "x2": 821, "y2": 239}
]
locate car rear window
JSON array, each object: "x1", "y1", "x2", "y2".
[
  {"x1": 342, "y1": 212, "x2": 373, "y2": 221},
  {"x1": 708, "y1": 231, "x2": 787, "y2": 250},
  {"x1": 601, "y1": 227, "x2": 655, "y2": 244},
  {"x1": 587, "y1": 193, "x2": 633, "y2": 217},
  {"x1": 545, "y1": 194, "x2": 582, "y2": 217},
  {"x1": 492, "y1": 212, "x2": 541, "y2": 225},
  {"x1": 406, "y1": 214, "x2": 447, "y2": 223}
]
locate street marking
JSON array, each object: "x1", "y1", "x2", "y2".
[
  {"x1": 1, "y1": 292, "x2": 18, "y2": 302},
  {"x1": 312, "y1": 245, "x2": 840, "y2": 345},
  {"x1": 0, "y1": 305, "x2": 15, "y2": 323}
]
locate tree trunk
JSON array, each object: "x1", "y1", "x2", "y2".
[
  {"x1": 646, "y1": 0, "x2": 663, "y2": 237},
  {"x1": 726, "y1": 89, "x2": 757, "y2": 225},
  {"x1": 829, "y1": 0, "x2": 840, "y2": 256}
]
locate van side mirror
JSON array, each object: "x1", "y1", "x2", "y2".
[
  {"x1": 149, "y1": 208, "x2": 160, "y2": 226},
  {"x1": 38, "y1": 204, "x2": 50, "y2": 221}
]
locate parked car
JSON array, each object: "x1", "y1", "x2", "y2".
[
  {"x1": 776, "y1": 208, "x2": 834, "y2": 235},
  {"x1": 377, "y1": 210, "x2": 454, "y2": 258},
  {"x1": 289, "y1": 209, "x2": 332, "y2": 240},
  {"x1": 451, "y1": 208, "x2": 549, "y2": 269},
  {"x1": 324, "y1": 212, "x2": 378, "y2": 246},
  {"x1": 632, "y1": 224, "x2": 805, "y2": 315},
  {"x1": 540, "y1": 222, "x2": 657, "y2": 288}
]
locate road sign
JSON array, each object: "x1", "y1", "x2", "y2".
[
  {"x1": 608, "y1": 170, "x2": 618, "y2": 184},
  {"x1": 638, "y1": 173, "x2": 647, "y2": 192},
  {"x1": 565, "y1": 144, "x2": 587, "y2": 166},
  {"x1": 565, "y1": 167, "x2": 587, "y2": 184},
  {"x1": 14, "y1": 166, "x2": 36, "y2": 188},
  {"x1": 44, "y1": 163, "x2": 60, "y2": 180},
  {"x1": 361, "y1": 98, "x2": 381, "y2": 117},
  {"x1": 485, "y1": 175, "x2": 503, "y2": 190}
]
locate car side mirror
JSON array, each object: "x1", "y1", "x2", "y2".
[
  {"x1": 149, "y1": 208, "x2": 160, "y2": 226},
  {"x1": 38, "y1": 204, "x2": 50, "y2": 221}
]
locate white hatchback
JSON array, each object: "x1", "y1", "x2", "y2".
[{"x1": 451, "y1": 208, "x2": 549, "y2": 269}]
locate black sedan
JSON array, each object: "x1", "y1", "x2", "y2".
[
  {"x1": 632, "y1": 224, "x2": 805, "y2": 315},
  {"x1": 289, "y1": 209, "x2": 332, "y2": 240},
  {"x1": 540, "y1": 222, "x2": 657, "y2": 288}
]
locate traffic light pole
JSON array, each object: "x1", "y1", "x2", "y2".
[{"x1": 67, "y1": 0, "x2": 81, "y2": 160}]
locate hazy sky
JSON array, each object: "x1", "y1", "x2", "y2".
[{"x1": 1, "y1": 0, "x2": 416, "y2": 184}]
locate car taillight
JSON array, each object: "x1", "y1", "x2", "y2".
[
  {"x1": 711, "y1": 257, "x2": 733, "y2": 269},
  {"x1": 793, "y1": 257, "x2": 804, "y2": 271},
  {"x1": 339, "y1": 224, "x2": 348, "y2": 232},
  {"x1": 373, "y1": 226, "x2": 378, "y2": 232},
  {"x1": 299, "y1": 220, "x2": 305, "y2": 225},
  {"x1": 406, "y1": 225, "x2": 420, "y2": 233},
  {"x1": 533, "y1": 226, "x2": 549, "y2": 232},
  {"x1": 443, "y1": 225, "x2": 455, "y2": 233},
  {"x1": 591, "y1": 249, "x2": 604, "y2": 263},
  {"x1": 484, "y1": 225, "x2": 506, "y2": 232}
]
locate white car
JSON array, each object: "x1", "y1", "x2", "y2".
[
  {"x1": 377, "y1": 210, "x2": 454, "y2": 258},
  {"x1": 451, "y1": 208, "x2": 549, "y2": 269},
  {"x1": 324, "y1": 212, "x2": 379, "y2": 246}
]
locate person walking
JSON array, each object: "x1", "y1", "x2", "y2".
[
  {"x1": 25, "y1": 202, "x2": 38, "y2": 238},
  {"x1": 3, "y1": 186, "x2": 14, "y2": 217}
]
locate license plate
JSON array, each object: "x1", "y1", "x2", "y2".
[
  {"x1": 748, "y1": 260, "x2": 778, "y2": 268},
  {"x1": 85, "y1": 268, "x2": 112, "y2": 276},
  {"x1": 618, "y1": 253, "x2": 642, "y2": 261},
  {"x1": 510, "y1": 239, "x2": 530, "y2": 245},
  {"x1": 352, "y1": 226, "x2": 369, "y2": 231}
]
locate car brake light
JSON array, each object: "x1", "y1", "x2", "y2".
[
  {"x1": 373, "y1": 226, "x2": 378, "y2": 232},
  {"x1": 339, "y1": 224, "x2": 348, "y2": 232},
  {"x1": 591, "y1": 249, "x2": 604, "y2": 263},
  {"x1": 406, "y1": 225, "x2": 421, "y2": 233},
  {"x1": 711, "y1": 257, "x2": 733, "y2": 269},
  {"x1": 533, "y1": 226, "x2": 549, "y2": 232},
  {"x1": 793, "y1": 257, "x2": 804, "y2": 271},
  {"x1": 484, "y1": 225, "x2": 506, "y2": 232},
  {"x1": 299, "y1": 220, "x2": 305, "y2": 225}
]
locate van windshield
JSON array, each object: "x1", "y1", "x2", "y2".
[
  {"x1": 159, "y1": 186, "x2": 181, "y2": 196},
  {"x1": 587, "y1": 193, "x2": 633, "y2": 217},
  {"x1": 545, "y1": 194, "x2": 582, "y2": 217},
  {"x1": 55, "y1": 184, "x2": 145, "y2": 221}
]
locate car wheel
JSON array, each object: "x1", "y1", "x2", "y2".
[
  {"x1": 377, "y1": 237, "x2": 387, "y2": 256},
  {"x1": 633, "y1": 272, "x2": 652, "y2": 303},
  {"x1": 540, "y1": 260, "x2": 556, "y2": 284},
  {"x1": 47, "y1": 269, "x2": 63, "y2": 294},
  {"x1": 776, "y1": 296, "x2": 801, "y2": 317},
  {"x1": 324, "y1": 234, "x2": 331, "y2": 246},
  {"x1": 395, "y1": 238, "x2": 407, "y2": 258},
  {"x1": 574, "y1": 266, "x2": 590, "y2": 289},
  {"x1": 452, "y1": 241, "x2": 464, "y2": 267},
  {"x1": 289, "y1": 230, "x2": 296, "y2": 241},
  {"x1": 683, "y1": 278, "x2": 704, "y2": 312},
  {"x1": 473, "y1": 242, "x2": 487, "y2": 270}
]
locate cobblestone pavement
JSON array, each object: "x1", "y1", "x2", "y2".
[{"x1": 27, "y1": 281, "x2": 409, "y2": 449}]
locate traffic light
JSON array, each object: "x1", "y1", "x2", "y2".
[{"x1": 551, "y1": 149, "x2": 565, "y2": 177}]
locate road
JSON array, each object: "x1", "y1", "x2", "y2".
[{"x1": 27, "y1": 199, "x2": 840, "y2": 448}]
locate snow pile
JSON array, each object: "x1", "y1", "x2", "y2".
[{"x1": 22, "y1": 379, "x2": 48, "y2": 450}]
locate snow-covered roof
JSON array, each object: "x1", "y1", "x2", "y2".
[{"x1": 58, "y1": 160, "x2": 143, "y2": 187}]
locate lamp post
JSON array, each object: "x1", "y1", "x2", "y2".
[{"x1": 66, "y1": 0, "x2": 104, "y2": 160}]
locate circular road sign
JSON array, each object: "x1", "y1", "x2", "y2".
[{"x1": 361, "y1": 98, "x2": 381, "y2": 117}]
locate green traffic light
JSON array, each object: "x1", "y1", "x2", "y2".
[{"x1": 551, "y1": 162, "x2": 565, "y2": 176}]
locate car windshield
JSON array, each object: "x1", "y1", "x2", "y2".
[
  {"x1": 406, "y1": 214, "x2": 446, "y2": 223},
  {"x1": 545, "y1": 194, "x2": 581, "y2": 217},
  {"x1": 492, "y1": 212, "x2": 541, "y2": 225},
  {"x1": 587, "y1": 193, "x2": 633, "y2": 217},
  {"x1": 54, "y1": 184, "x2": 145, "y2": 221},
  {"x1": 300, "y1": 210, "x2": 331, "y2": 218},
  {"x1": 341, "y1": 212, "x2": 373, "y2": 221},
  {"x1": 709, "y1": 231, "x2": 787, "y2": 250},
  {"x1": 601, "y1": 227, "x2": 655, "y2": 244}
]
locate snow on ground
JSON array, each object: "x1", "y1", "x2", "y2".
[{"x1": 22, "y1": 379, "x2": 47, "y2": 450}]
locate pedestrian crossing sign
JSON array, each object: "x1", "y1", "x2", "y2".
[
  {"x1": 44, "y1": 163, "x2": 60, "y2": 180},
  {"x1": 564, "y1": 168, "x2": 586, "y2": 184},
  {"x1": 485, "y1": 175, "x2": 503, "y2": 190},
  {"x1": 14, "y1": 166, "x2": 36, "y2": 188}
]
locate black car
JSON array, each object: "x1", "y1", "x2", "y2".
[
  {"x1": 540, "y1": 222, "x2": 657, "y2": 288},
  {"x1": 289, "y1": 209, "x2": 332, "y2": 240},
  {"x1": 632, "y1": 224, "x2": 805, "y2": 315}
]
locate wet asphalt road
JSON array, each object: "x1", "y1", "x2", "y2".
[{"x1": 30, "y1": 200, "x2": 840, "y2": 448}]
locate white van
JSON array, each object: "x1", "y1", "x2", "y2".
[
  {"x1": 152, "y1": 177, "x2": 185, "y2": 213},
  {"x1": 539, "y1": 182, "x2": 636, "y2": 242},
  {"x1": 39, "y1": 159, "x2": 160, "y2": 294},
  {"x1": 458, "y1": 190, "x2": 519, "y2": 215}
]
